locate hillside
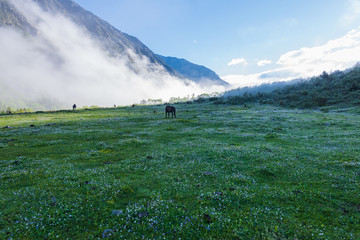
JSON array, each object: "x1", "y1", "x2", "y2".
[
  {"x1": 0, "y1": 0, "x2": 36, "y2": 33},
  {"x1": 0, "y1": 0, "x2": 175, "y2": 74},
  {"x1": 157, "y1": 55, "x2": 229, "y2": 86},
  {"x1": 0, "y1": 0, "x2": 225, "y2": 111},
  {"x1": 1, "y1": 103, "x2": 359, "y2": 239},
  {"x1": 219, "y1": 66, "x2": 360, "y2": 108}
]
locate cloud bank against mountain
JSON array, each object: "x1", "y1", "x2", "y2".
[{"x1": 0, "y1": 0, "x2": 226, "y2": 111}]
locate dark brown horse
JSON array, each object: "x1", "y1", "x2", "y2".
[{"x1": 165, "y1": 105, "x2": 176, "y2": 118}]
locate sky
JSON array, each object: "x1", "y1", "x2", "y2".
[{"x1": 73, "y1": 0, "x2": 360, "y2": 87}]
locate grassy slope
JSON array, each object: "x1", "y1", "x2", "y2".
[
  {"x1": 0, "y1": 103, "x2": 359, "y2": 239},
  {"x1": 220, "y1": 67, "x2": 360, "y2": 109}
]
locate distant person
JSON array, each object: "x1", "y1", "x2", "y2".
[{"x1": 73, "y1": 104, "x2": 77, "y2": 110}]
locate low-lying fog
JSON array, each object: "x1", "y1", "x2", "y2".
[{"x1": 0, "y1": 0, "x2": 226, "y2": 110}]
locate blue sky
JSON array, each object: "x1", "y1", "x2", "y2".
[{"x1": 74, "y1": 0, "x2": 360, "y2": 86}]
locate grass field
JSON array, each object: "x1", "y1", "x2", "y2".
[{"x1": 1, "y1": 102, "x2": 360, "y2": 239}]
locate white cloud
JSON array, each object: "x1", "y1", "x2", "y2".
[
  {"x1": 276, "y1": 28, "x2": 360, "y2": 75},
  {"x1": 1, "y1": 0, "x2": 226, "y2": 110},
  {"x1": 257, "y1": 59, "x2": 272, "y2": 66},
  {"x1": 227, "y1": 58, "x2": 248, "y2": 66},
  {"x1": 222, "y1": 70, "x2": 296, "y2": 89},
  {"x1": 222, "y1": 74, "x2": 268, "y2": 88},
  {"x1": 223, "y1": 27, "x2": 360, "y2": 89}
]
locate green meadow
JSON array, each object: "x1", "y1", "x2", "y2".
[{"x1": 0, "y1": 103, "x2": 359, "y2": 239}]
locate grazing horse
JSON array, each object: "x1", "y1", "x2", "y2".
[{"x1": 165, "y1": 105, "x2": 176, "y2": 118}]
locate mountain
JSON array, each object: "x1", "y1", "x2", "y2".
[
  {"x1": 157, "y1": 55, "x2": 229, "y2": 86},
  {"x1": 0, "y1": 0, "x2": 225, "y2": 84},
  {"x1": 0, "y1": 0, "x2": 36, "y2": 34},
  {"x1": 0, "y1": 0, "x2": 176, "y2": 75},
  {"x1": 0, "y1": 0, "x2": 227, "y2": 111}
]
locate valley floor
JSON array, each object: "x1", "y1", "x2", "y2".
[{"x1": 0, "y1": 103, "x2": 359, "y2": 239}]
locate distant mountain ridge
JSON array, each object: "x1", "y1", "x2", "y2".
[{"x1": 157, "y1": 55, "x2": 229, "y2": 86}]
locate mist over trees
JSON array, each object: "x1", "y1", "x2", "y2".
[
  {"x1": 217, "y1": 66, "x2": 360, "y2": 108},
  {"x1": 223, "y1": 79, "x2": 303, "y2": 97}
]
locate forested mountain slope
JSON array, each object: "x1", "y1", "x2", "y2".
[{"x1": 218, "y1": 67, "x2": 360, "y2": 108}]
